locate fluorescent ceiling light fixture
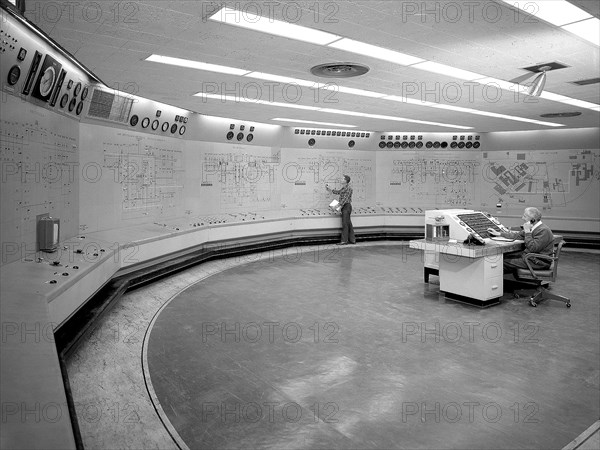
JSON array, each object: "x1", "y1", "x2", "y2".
[
  {"x1": 383, "y1": 94, "x2": 563, "y2": 127},
  {"x1": 562, "y1": 18, "x2": 600, "y2": 46},
  {"x1": 196, "y1": 93, "x2": 471, "y2": 129},
  {"x1": 272, "y1": 118, "x2": 357, "y2": 127},
  {"x1": 539, "y1": 91, "x2": 600, "y2": 111},
  {"x1": 145, "y1": 54, "x2": 250, "y2": 76},
  {"x1": 556, "y1": 97, "x2": 600, "y2": 111},
  {"x1": 500, "y1": 0, "x2": 591, "y2": 27},
  {"x1": 245, "y1": 72, "x2": 325, "y2": 88},
  {"x1": 322, "y1": 85, "x2": 387, "y2": 98},
  {"x1": 328, "y1": 38, "x2": 424, "y2": 65},
  {"x1": 208, "y1": 7, "x2": 341, "y2": 45},
  {"x1": 195, "y1": 93, "x2": 322, "y2": 110},
  {"x1": 428, "y1": 104, "x2": 563, "y2": 127},
  {"x1": 318, "y1": 108, "x2": 472, "y2": 129},
  {"x1": 473, "y1": 77, "x2": 528, "y2": 94},
  {"x1": 411, "y1": 61, "x2": 484, "y2": 81}
]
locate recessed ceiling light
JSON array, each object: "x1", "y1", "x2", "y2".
[
  {"x1": 245, "y1": 72, "x2": 325, "y2": 88},
  {"x1": 500, "y1": 0, "x2": 592, "y2": 26},
  {"x1": 562, "y1": 18, "x2": 600, "y2": 46},
  {"x1": 272, "y1": 118, "x2": 357, "y2": 127},
  {"x1": 145, "y1": 54, "x2": 250, "y2": 76},
  {"x1": 411, "y1": 61, "x2": 484, "y2": 81},
  {"x1": 208, "y1": 7, "x2": 341, "y2": 45},
  {"x1": 328, "y1": 38, "x2": 424, "y2": 65}
]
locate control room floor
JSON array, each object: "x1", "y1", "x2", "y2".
[{"x1": 65, "y1": 242, "x2": 600, "y2": 450}]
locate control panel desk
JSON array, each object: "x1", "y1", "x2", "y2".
[{"x1": 409, "y1": 239, "x2": 524, "y2": 307}]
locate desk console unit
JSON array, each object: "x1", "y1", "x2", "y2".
[{"x1": 411, "y1": 209, "x2": 522, "y2": 307}]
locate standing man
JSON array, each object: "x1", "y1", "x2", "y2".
[
  {"x1": 326, "y1": 175, "x2": 356, "y2": 245},
  {"x1": 487, "y1": 206, "x2": 554, "y2": 274}
]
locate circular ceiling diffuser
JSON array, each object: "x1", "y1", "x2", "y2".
[
  {"x1": 310, "y1": 62, "x2": 370, "y2": 78},
  {"x1": 540, "y1": 112, "x2": 582, "y2": 118}
]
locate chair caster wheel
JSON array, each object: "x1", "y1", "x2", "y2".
[
  {"x1": 566, "y1": 303, "x2": 571, "y2": 308},
  {"x1": 529, "y1": 299, "x2": 537, "y2": 307}
]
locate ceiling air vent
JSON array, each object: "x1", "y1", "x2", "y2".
[
  {"x1": 540, "y1": 112, "x2": 582, "y2": 118},
  {"x1": 570, "y1": 77, "x2": 600, "y2": 86},
  {"x1": 310, "y1": 62, "x2": 369, "y2": 78}
]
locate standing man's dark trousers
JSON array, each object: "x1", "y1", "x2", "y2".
[{"x1": 341, "y1": 204, "x2": 355, "y2": 244}]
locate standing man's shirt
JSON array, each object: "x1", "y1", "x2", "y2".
[{"x1": 332, "y1": 184, "x2": 352, "y2": 208}]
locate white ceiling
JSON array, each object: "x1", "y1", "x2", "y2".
[{"x1": 27, "y1": 0, "x2": 600, "y2": 132}]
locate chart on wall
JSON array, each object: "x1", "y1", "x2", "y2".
[
  {"x1": 184, "y1": 142, "x2": 280, "y2": 216},
  {"x1": 79, "y1": 123, "x2": 185, "y2": 232},
  {"x1": 279, "y1": 148, "x2": 376, "y2": 210},
  {"x1": 0, "y1": 95, "x2": 79, "y2": 262},
  {"x1": 377, "y1": 151, "x2": 480, "y2": 208},
  {"x1": 480, "y1": 149, "x2": 600, "y2": 217}
]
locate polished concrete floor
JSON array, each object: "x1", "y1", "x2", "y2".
[{"x1": 65, "y1": 242, "x2": 600, "y2": 449}]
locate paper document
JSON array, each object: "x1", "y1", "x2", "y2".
[{"x1": 329, "y1": 199, "x2": 341, "y2": 212}]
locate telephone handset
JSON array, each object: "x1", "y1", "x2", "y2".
[{"x1": 463, "y1": 233, "x2": 485, "y2": 246}]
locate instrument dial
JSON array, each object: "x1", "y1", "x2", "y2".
[{"x1": 39, "y1": 66, "x2": 55, "y2": 97}]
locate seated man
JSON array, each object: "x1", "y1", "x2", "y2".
[{"x1": 487, "y1": 207, "x2": 554, "y2": 274}]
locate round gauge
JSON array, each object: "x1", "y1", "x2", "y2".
[
  {"x1": 7, "y1": 65, "x2": 21, "y2": 85},
  {"x1": 408, "y1": 142, "x2": 416, "y2": 148},
  {"x1": 458, "y1": 142, "x2": 465, "y2": 149},
  {"x1": 73, "y1": 82, "x2": 81, "y2": 97},
  {"x1": 378, "y1": 141, "x2": 386, "y2": 149},
  {"x1": 141, "y1": 117, "x2": 150, "y2": 128},
  {"x1": 60, "y1": 93, "x2": 69, "y2": 108},
  {"x1": 393, "y1": 141, "x2": 400, "y2": 149},
  {"x1": 151, "y1": 119, "x2": 159, "y2": 130},
  {"x1": 67, "y1": 79, "x2": 73, "y2": 89},
  {"x1": 76, "y1": 101, "x2": 84, "y2": 115},
  {"x1": 386, "y1": 142, "x2": 393, "y2": 148},
  {"x1": 170, "y1": 123, "x2": 177, "y2": 133},
  {"x1": 178, "y1": 126, "x2": 186, "y2": 135},
  {"x1": 416, "y1": 141, "x2": 423, "y2": 148},
  {"x1": 161, "y1": 122, "x2": 169, "y2": 132},
  {"x1": 466, "y1": 141, "x2": 473, "y2": 148},
  {"x1": 236, "y1": 132, "x2": 244, "y2": 141},
  {"x1": 39, "y1": 66, "x2": 56, "y2": 97},
  {"x1": 130, "y1": 115, "x2": 139, "y2": 127},
  {"x1": 81, "y1": 86, "x2": 89, "y2": 100},
  {"x1": 226, "y1": 131, "x2": 234, "y2": 140},
  {"x1": 68, "y1": 97, "x2": 77, "y2": 112},
  {"x1": 246, "y1": 133, "x2": 253, "y2": 142}
]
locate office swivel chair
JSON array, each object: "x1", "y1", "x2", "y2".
[{"x1": 511, "y1": 236, "x2": 571, "y2": 308}]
